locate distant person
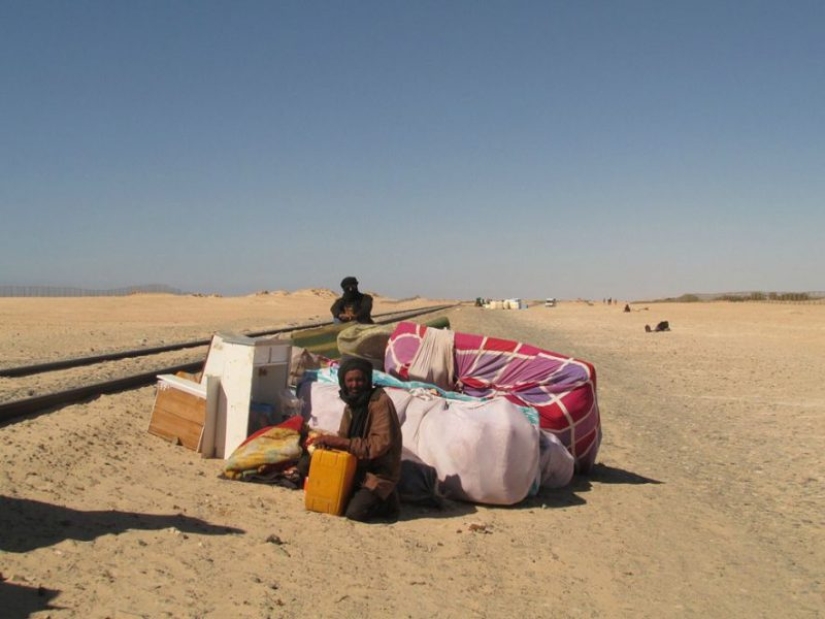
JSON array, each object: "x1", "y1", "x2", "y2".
[
  {"x1": 312, "y1": 357, "x2": 402, "y2": 522},
  {"x1": 645, "y1": 321, "x2": 670, "y2": 333},
  {"x1": 624, "y1": 304, "x2": 631, "y2": 313},
  {"x1": 330, "y1": 276, "x2": 374, "y2": 324}
]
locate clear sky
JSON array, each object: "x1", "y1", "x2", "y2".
[{"x1": 2, "y1": 1, "x2": 823, "y2": 301}]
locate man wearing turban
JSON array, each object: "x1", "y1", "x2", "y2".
[
  {"x1": 330, "y1": 276, "x2": 374, "y2": 324},
  {"x1": 313, "y1": 357, "x2": 402, "y2": 521}
]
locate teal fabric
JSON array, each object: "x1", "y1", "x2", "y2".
[{"x1": 302, "y1": 367, "x2": 540, "y2": 426}]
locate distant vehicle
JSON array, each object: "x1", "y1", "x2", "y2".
[{"x1": 545, "y1": 298, "x2": 557, "y2": 307}]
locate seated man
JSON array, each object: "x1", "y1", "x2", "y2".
[
  {"x1": 330, "y1": 276, "x2": 374, "y2": 324},
  {"x1": 312, "y1": 357, "x2": 402, "y2": 522}
]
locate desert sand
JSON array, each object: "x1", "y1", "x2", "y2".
[{"x1": 1, "y1": 294, "x2": 823, "y2": 618}]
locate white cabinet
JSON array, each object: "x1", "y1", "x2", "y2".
[{"x1": 201, "y1": 332, "x2": 292, "y2": 458}]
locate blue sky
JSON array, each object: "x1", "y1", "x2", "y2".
[{"x1": 2, "y1": 1, "x2": 822, "y2": 301}]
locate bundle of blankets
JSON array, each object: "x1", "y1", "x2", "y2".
[
  {"x1": 223, "y1": 322, "x2": 601, "y2": 506},
  {"x1": 294, "y1": 321, "x2": 602, "y2": 506}
]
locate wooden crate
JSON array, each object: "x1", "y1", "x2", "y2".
[{"x1": 149, "y1": 375, "x2": 213, "y2": 451}]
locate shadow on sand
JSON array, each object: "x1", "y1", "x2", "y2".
[
  {"x1": 0, "y1": 579, "x2": 63, "y2": 619},
  {"x1": 396, "y1": 463, "x2": 664, "y2": 518},
  {"x1": 0, "y1": 495, "x2": 245, "y2": 554},
  {"x1": 586, "y1": 463, "x2": 664, "y2": 485},
  {"x1": 397, "y1": 499, "x2": 478, "y2": 523},
  {"x1": 519, "y1": 463, "x2": 664, "y2": 509},
  {"x1": 0, "y1": 581, "x2": 65, "y2": 619},
  {"x1": 1, "y1": 496, "x2": 245, "y2": 617}
]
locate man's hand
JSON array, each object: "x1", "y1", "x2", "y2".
[{"x1": 313, "y1": 435, "x2": 350, "y2": 451}]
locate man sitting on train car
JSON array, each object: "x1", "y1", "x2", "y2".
[{"x1": 330, "y1": 276, "x2": 374, "y2": 324}]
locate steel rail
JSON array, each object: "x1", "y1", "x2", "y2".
[
  {"x1": 0, "y1": 304, "x2": 457, "y2": 423},
  {"x1": 0, "y1": 304, "x2": 456, "y2": 378},
  {"x1": 0, "y1": 361, "x2": 205, "y2": 423}
]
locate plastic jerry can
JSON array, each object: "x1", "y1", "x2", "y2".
[{"x1": 304, "y1": 448, "x2": 357, "y2": 516}]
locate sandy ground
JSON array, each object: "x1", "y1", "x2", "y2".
[{"x1": 1, "y1": 295, "x2": 823, "y2": 618}]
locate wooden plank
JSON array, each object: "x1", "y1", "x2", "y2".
[
  {"x1": 156, "y1": 387, "x2": 206, "y2": 424},
  {"x1": 198, "y1": 375, "x2": 220, "y2": 458},
  {"x1": 148, "y1": 380, "x2": 207, "y2": 450}
]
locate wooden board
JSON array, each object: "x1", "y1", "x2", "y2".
[{"x1": 148, "y1": 375, "x2": 208, "y2": 451}]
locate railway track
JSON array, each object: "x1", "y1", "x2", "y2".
[{"x1": 0, "y1": 304, "x2": 456, "y2": 423}]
